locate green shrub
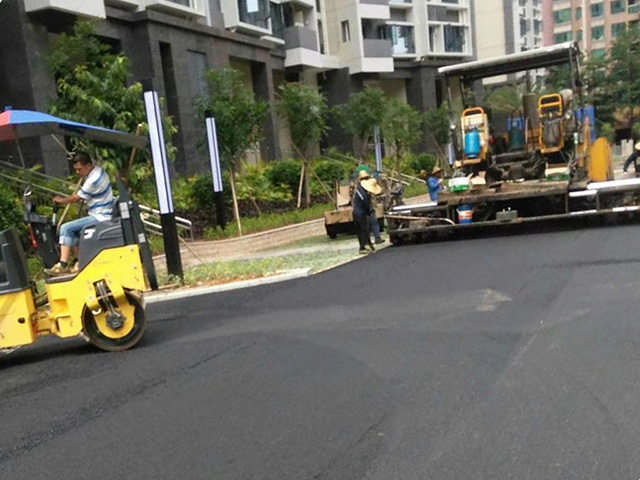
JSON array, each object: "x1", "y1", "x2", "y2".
[
  {"x1": 236, "y1": 162, "x2": 291, "y2": 204},
  {"x1": 407, "y1": 153, "x2": 437, "y2": 175},
  {"x1": 0, "y1": 184, "x2": 23, "y2": 232},
  {"x1": 171, "y1": 176, "x2": 199, "y2": 212},
  {"x1": 266, "y1": 159, "x2": 303, "y2": 195},
  {"x1": 314, "y1": 160, "x2": 351, "y2": 185},
  {"x1": 189, "y1": 173, "x2": 230, "y2": 210}
]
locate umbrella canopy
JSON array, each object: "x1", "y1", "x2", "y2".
[{"x1": 0, "y1": 109, "x2": 148, "y2": 149}]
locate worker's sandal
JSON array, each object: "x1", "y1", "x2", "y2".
[{"x1": 44, "y1": 262, "x2": 70, "y2": 276}]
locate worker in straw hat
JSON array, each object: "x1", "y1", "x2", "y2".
[
  {"x1": 623, "y1": 142, "x2": 640, "y2": 175},
  {"x1": 353, "y1": 171, "x2": 382, "y2": 254},
  {"x1": 427, "y1": 166, "x2": 443, "y2": 202}
]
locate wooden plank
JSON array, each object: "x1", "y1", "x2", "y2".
[{"x1": 440, "y1": 181, "x2": 569, "y2": 205}]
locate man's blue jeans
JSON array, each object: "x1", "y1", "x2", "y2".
[{"x1": 59, "y1": 216, "x2": 98, "y2": 247}]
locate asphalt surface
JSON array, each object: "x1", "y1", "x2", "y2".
[{"x1": 3, "y1": 221, "x2": 640, "y2": 479}]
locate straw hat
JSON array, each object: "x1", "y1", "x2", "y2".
[
  {"x1": 453, "y1": 160, "x2": 462, "y2": 169},
  {"x1": 432, "y1": 166, "x2": 443, "y2": 175},
  {"x1": 418, "y1": 169, "x2": 428, "y2": 179},
  {"x1": 358, "y1": 170, "x2": 371, "y2": 180},
  {"x1": 361, "y1": 178, "x2": 382, "y2": 195},
  {"x1": 635, "y1": 142, "x2": 640, "y2": 151}
]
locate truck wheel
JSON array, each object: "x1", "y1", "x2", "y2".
[
  {"x1": 326, "y1": 226, "x2": 338, "y2": 239},
  {"x1": 82, "y1": 291, "x2": 147, "y2": 352},
  {"x1": 390, "y1": 234, "x2": 403, "y2": 246}
]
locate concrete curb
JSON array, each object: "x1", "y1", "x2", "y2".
[{"x1": 145, "y1": 268, "x2": 312, "y2": 304}]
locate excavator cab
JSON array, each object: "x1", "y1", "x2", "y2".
[
  {"x1": 461, "y1": 107, "x2": 489, "y2": 165},
  {"x1": 538, "y1": 94, "x2": 565, "y2": 154}
]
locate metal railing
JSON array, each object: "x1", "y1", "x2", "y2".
[{"x1": 0, "y1": 160, "x2": 194, "y2": 242}]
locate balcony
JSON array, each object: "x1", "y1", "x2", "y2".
[
  {"x1": 23, "y1": 0, "x2": 106, "y2": 18},
  {"x1": 223, "y1": 0, "x2": 272, "y2": 35},
  {"x1": 363, "y1": 38, "x2": 392, "y2": 57},
  {"x1": 144, "y1": 0, "x2": 206, "y2": 18},
  {"x1": 389, "y1": 0, "x2": 412, "y2": 8},
  {"x1": 283, "y1": 25, "x2": 318, "y2": 50},
  {"x1": 238, "y1": 0, "x2": 270, "y2": 30},
  {"x1": 105, "y1": 0, "x2": 140, "y2": 10},
  {"x1": 283, "y1": 0, "x2": 315, "y2": 9},
  {"x1": 359, "y1": 0, "x2": 390, "y2": 20}
]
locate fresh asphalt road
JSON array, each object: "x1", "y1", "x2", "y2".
[{"x1": 3, "y1": 222, "x2": 640, "y2": 479}]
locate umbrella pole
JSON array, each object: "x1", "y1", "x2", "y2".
[
  {"x1": 50, "y1": 134, "x2": 70, "y2": 154},
  {"x1": 14, "y1": 140, "x2": 26, "y2": 169}
]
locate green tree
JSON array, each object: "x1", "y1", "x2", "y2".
[
  {"x1": 276, "y1": 83, "x2": 328, "y2": 206},
  {"x1": 333, "y1": 87, "x2": 388, "y2": 160},
  {"x1": 194, "y1": 67, "x2": 269, "y2": 234},
  {"x1": 381, "y1": 100, "x2": 423, "y2": 172},
  {"x1": 423, "y1": 104, "x2": 451, "y2": 162},
  {"x1": 484, "y1": 86, "x2": 522, "y2": 115},
  {"x1": 575, "y1": 29, "x2": 640, "y2": 134},
  {"x1": 581, "y1": 54, "x2": 613, "y2": 132},
  {"x1": 607, "y1": 29, "x2": 640, "y2": 132},
  {"x1": 542, "y1": 65, "x2": 572, "y2": 93},
  {"x1": 46, "y1": 21, "x2": 177, "y2": 193}
]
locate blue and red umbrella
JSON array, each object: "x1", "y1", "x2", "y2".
[{"x1": 0, "y1": 109, "x2": 148, "y2": 149}]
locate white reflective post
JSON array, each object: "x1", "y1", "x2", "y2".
[{"x1": 142, "y1": 80, "x2": 182, "y2": 278}]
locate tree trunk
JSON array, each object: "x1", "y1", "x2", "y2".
[
  {"x1": 359, "y1": 135, "x2": 369, "y2": 162},
  {"x1": 304, "y1": 159, "x2": 311, "y2": 206},
  {"x1": 230, "y1": 167, "x2": 243, "y2": 236},
  {"x1": 297, "y1": 163, "x2": 305, "y2": 209}
]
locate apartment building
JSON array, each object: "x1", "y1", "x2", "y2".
[
  {"x1": 475, "y1": 0, "x2": 544, "y2": 85},
  {"x1": 319, "y1": 0, "x2": 475, "y2": 151},
  {"x1": 0, "y1": 0, "x2": 476, "y2": 175},
  {"x1": 544, "y1": 0, "x2": 640, "y2": 57}
]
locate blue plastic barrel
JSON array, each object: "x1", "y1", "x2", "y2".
[{"x1": 464, "y1": 129, "x2": 481, "y2": 159}]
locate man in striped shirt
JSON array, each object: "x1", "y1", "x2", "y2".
[{"x1": 45, "y1": 152, "x2": 113, "y2": 275}]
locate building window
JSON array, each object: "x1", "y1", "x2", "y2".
[
  {"x1": 534, "y1": 19, "x2": 542, "y2": 35},
  {"x1": 631, "y1": 0, "x2": 640, "y2": 14},
  {"x1": 554, "y1": 31, "x2": 573, "y2": 43},
  {"x1": 591, "y1": 48, "x2": 606, "y2": 59},
  {"x1": 612, "y1": 22, "x2": 626, "y2": 37},
  {"x1": 591, "y1": 25, "x2": 604, "y2": 40},
  {"x1": 238, "y1": 0, "x2": 270, "y2": 29},
  {"x1": 270, "y1": 2, "x2": 285, "y2": 39},
  {"x1": 576, "y1": 29, "x2": 583, "y2": 43},
  {"x1": 575, "y1": 7, "x2": 582, "y2": 19},
  {"x1": 341, "y1": 20, "x2": 350, "y2": 42},
  {"x1": 379, "y1": 25, "x2": 415, "y2": 54},
  {"x1": 553, "y1": 8, "x2": 571, "y2": 24},
  {"x1": 611, "y1": 0, "x2": 625, "y2": 14},
  {"x1": 443, "y1": 25, "x2": 465, "y2": 53},
  {"x1": 590, "y1": 3, "x2": 604, "y2": 17}
]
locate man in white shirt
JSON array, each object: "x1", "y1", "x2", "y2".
[{"x1": 45, "y1": 152, "x2": 114, "y2": 275}]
